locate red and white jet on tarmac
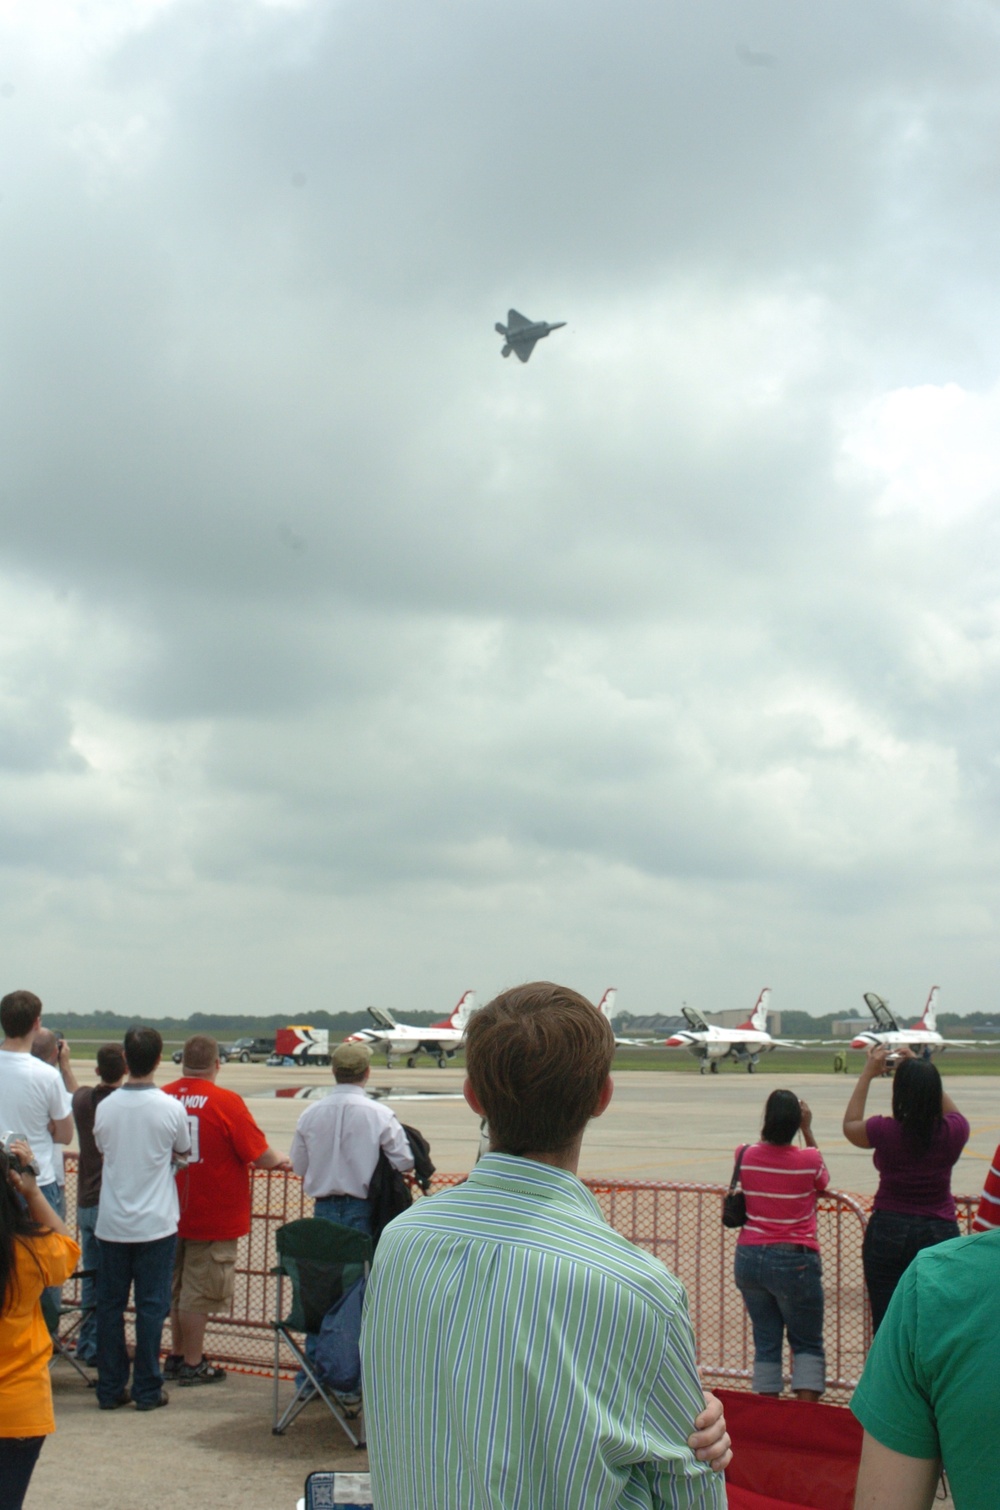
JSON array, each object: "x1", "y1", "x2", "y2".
[
  {"x1": 664, "y1": 988, "x2": 802, "y2": 1074},
  {"x1": 845, "y1": 987, "x2": 997, "y2": 1057},
  {"x1": 347, "y1": 990, "x2": 476, "y2": 1069}
]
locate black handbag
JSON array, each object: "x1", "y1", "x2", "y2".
[{"x1": 722, "y1": 1144, "x2": 748, "y2": 1228}]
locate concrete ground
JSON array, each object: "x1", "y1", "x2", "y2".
[
  {"x1": 35, "y1": 1365, "x2": 365, "y2": 1510},
  {"x1": 194, "y1": 1059, "x2": 1000, "y2": 1198},
  {"x1": 38, "y1": 1060, "x2": 987, "y2": 1508}
]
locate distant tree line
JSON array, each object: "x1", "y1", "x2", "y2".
[
  {"x1": 45, "y1": 1006, "x2": 1000, "y2": 1040},
  {"x1": 42, "y1": 1008, "x2": 446, "y2": 1036}
]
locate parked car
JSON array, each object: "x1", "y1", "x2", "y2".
[{"x1": 222, "y1": 1036, "x2": 275, "y2": 1064}]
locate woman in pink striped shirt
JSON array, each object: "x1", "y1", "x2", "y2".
[{"x1": 733, "y1": 1089, "x2": 830, "y2": 1400}]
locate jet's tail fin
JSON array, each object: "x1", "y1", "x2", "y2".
[
  {"x1": 368, "y1": 1005, "x2": 397, "y2": 1030},
  {"x1": 452, "y1": 990, "x2": 476, "y2": 1029},
  {"x1": 596, "y1": 988, "x2": 618, "y2": 1022},
  {"x1": 915, "y1": 986, "x2": 939, "y2": 1032},
  {"x1": 739, "y1": 988, "x2": 771, "y2": 1033},
  {"x1": 433, "y1": 990, "x2": 476, "y2": 1030}
]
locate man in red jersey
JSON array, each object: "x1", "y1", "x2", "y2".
[{"x1": 162, "y1": 1035, "x2": 291, "y2": 1384}]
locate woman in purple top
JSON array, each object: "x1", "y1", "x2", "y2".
[{"x1": 843, "y1": 1044, "x2": 968, "y2": 1331}]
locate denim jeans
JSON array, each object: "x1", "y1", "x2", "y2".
[
  {"x1": 313, "y1": 1194, "x2": 372, "y2": 1236},
  {"x1": 863, "y1": 1209, "x2": 960, "y2": 1333},
  {"x1": 734, "y1": 1243, "x2": 825, "y2": 1394},
  {"x1": 40, "y1": 1181, "x2": 66, "y2": 1325},
  {"x1": 75, "y1": 1205, "x2": 100, "y2": 1363},
  {"x1": 0, "y1": 1436, "x2": 44, "y2": 1510},
  {"x1": 96, "y1": 1233, "x2": 177, "y2": 1407}
]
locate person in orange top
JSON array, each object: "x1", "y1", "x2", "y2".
[{"x1": 0, "y1": 1137, "x2": 80, "y2": 1510}]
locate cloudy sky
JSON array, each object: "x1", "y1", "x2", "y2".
[{"x1": 2, "y1": 0, "x2": 1000, "y2": 1021}]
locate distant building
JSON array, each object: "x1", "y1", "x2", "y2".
[
  {"x1": 832, "y1": 1019, "x2": 877, "y2": 1037},
  {"x1": 620, "y1": 1015, "x2": 686, "y2": 1037}
]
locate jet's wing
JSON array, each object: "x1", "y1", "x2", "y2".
[
  {"x1": 506, "y1": 309, "x2": 533, "y2": 330},
  {"x1": 510, "y1": 336, "x2": 539, "y2": 363}
]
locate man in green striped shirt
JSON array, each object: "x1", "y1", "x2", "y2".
[{"x1": 361, "y1": 982, "x2": 729, "y2": 1509}]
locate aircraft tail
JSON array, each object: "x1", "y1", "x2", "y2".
[
  {"x1": 915, "y1": 986, "x2": 939, "y2": 1032},
  {"x1": 596, "y1": 988, "x2": 618, "y2": 1022},
  {"x1": 739, "y1": 988, "x2": 771, "y2": 1033},
  {"x1": 433, "y1": 990, "x2": 476, "y2": 1030}
]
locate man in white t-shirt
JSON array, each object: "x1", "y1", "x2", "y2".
[
  {"x1": 94, "y1": 1026, "x2": 190, "y2": 1412},
  {"x1": 31, "y1": 1027, "x2": 81, "y2": 1215},
  {"x1": 0, "y1": 990, "x2": 73, "y2": 1213}
]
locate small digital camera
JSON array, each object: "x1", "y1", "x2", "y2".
[{"x1": 1, "y1": 1133, "x2": 39, "y2": 1176}]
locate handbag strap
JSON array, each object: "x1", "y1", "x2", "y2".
[{"x1": 727, "y1": 1144, "x2": 747, "y2": 1195}]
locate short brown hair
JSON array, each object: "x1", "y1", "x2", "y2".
[
  {"x1": 96, "y1": 1043, "x2": 127, "y2": 1085},
  {"x1": 182, "y1": 1035, "x2": 219, "y2": 1075},
  {"x1": 465, "y1": 983, "x2": 615, "y2": 1155},
  {"x1": 0, "y1": 990, "x2": 42, "y2": 1040}
]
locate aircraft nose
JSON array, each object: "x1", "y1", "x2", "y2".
[
  {"x1": 850, "y1": 1038, "x2": 867, "y2": 1050},
  {"x1": 665, "y1": 1036, "x2": 683, "y2": 1047}
]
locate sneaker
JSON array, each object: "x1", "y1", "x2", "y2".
[
  {"x1": 162, "y1": 1353, "x2": 183, "y2": 1380},
  {"x1": 98, "y1": 1390, "x2": 131, "y2": 1411},
  {"x1": 134, "y1": 1391, "x2": 170, "y2": 1411},
  {"x1": 178, "y1": 1358, "x2": 227, "y2": 1386}
]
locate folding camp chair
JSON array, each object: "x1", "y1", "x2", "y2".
[
  {"x1": 42, "y1": 1272, "x2": 97, "y2": 1388},
  {"x1": 271, "y1": 1217, "x2": 372, "y2": 1447}
]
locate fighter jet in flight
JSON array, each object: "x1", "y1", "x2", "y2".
[{"x1": 495, "y1": 309, "x2": 566, "y2": 363}]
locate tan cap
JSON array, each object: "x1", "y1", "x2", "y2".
[{"x1": 332, "y1": 1040, "x2": 372, "y2": 1074}]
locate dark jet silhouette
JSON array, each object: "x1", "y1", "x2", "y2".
[{"x1": 495, "y1": 309, "x2": 566, "y2": 363}]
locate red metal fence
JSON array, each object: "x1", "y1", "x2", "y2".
[{"x1": 61, "y1": 1157, "x2": 982, "y2": 1402}]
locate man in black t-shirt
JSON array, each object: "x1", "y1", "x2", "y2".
[{"x1": 70, "y1": 1043, "x2": 126, "y2": 1366}]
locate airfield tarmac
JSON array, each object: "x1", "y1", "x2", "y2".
[{"x1": 138, "y1": 1058, "x2": 1000, "y2": 1199}]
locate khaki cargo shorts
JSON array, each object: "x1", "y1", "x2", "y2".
[{"x1": 171, "y1": 1237, "x2": 239, "y2": 1314}]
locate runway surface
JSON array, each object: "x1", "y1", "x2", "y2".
[{"x1": 142, "y1": 1060, "x2": 1000, "y2": 1199}]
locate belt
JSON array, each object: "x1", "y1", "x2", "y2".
[{"x1": 770, "y1": 1243, "x2": 814, "y2": 1253}]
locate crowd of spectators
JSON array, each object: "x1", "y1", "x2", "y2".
[{"x1": 2, "y1": 980, "x2": 998, "y2": 1509}]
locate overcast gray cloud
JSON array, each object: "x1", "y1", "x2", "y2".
[{"x1": 2, "y1": 0, "x2": 1000, "y2": 1020}]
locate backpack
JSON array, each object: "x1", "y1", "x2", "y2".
[{"x1": 314, "y1": 1275, "x2": 366, "y2": 1393}]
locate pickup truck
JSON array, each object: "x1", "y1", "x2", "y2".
[
  {"x1": 223, "y1": 1036, "x2": 275, "y2": 1064},
  {"x1": 170, "y1": 1036, "x2": 275, "y2": 1065}
]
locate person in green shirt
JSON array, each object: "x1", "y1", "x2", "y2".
[
  {"x1": 361, "y1": 981, "x2": 730, "y2": 1510},
  {"x1": 851, "y1": 1226, "x2": 1000, "y2": 1509}
]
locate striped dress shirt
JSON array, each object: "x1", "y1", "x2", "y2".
[
  {"x1": 973, "y1": 1142, "x2": 1000, "y2": 1231},
  {"x1": 360, "y1": 1152, "x2": 724, "y2": 1510},
  {"x1": 735, "y1": 1141, "x2": 829, "y2": 1250}
]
